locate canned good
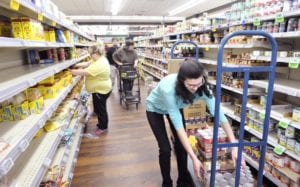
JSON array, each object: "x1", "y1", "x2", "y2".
[
  {"x1": 279, "y1": 134, "x2": 287, "y2": 147},
  {"x1": 295, "y1": 140, "x2": 300, "y2": 155},
  {"x1": 285, "y1": 126, "x2": 295, "y2": 138},
  {"x1": 287, "y1": 138, "x2": 296, "y2": 150},
  {"x1": 290, "y1": 159, "x2": 300, "y2": 172}
]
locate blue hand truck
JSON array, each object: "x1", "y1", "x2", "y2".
[
  {"x1": 170, "y1": 30, "x2": 278, "y2": 187},
  {"x1": 211, "y1": 30, "x2": 277, "y2": 187}
]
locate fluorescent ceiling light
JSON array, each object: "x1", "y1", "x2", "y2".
[
  {"x1": 68, "y1": 15, "x2": 184, "y2": 22},
  {"x1": 111, "y1": 0, "x2": 123, "y2": 16},
  {"x1": 168, "y1": 0, "x2": 205, "y2": 16}
]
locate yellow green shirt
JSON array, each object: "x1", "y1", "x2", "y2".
[{"x1": 85, "y1": 56, "x2": 112, "y2": 94}]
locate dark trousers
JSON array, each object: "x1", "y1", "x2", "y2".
[
  {"x1": 146, "y1": 110, "x2": 194, "y2": 187},
  {"x1": 92, "y1": 92, "x2": 111, "y2": 130},
  {"x1": 123, "y1": 79, "x2": 134, "y2": 93}
]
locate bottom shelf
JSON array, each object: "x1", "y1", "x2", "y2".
[
  {"x1": 243, "y1": 154, "x2": 287, "y2": 187},
  {"x1": 62, "y1": 123, "x2": 84, "y2": 186}
]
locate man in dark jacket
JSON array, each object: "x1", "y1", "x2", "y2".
[{"x1": 106, "y1": 38, "x2": 119, "y2": 89}]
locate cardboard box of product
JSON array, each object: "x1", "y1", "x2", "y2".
[
  {"x1": 184, "y1": 99, "x2": 206, "y2": 119},
  {"x1": 11, "y1": 17, "x2": 23, "y2": 39}
]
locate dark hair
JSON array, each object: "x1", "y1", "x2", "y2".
[
  {"x1": 125, "y1": 40, "x2": 134, "y2": 47},
  {"x1": 175, "y1": 58, "x2": 212, "y2": 104}
]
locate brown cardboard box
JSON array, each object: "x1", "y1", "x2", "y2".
[
  {"x1": 167, "y1": 59, "x2": 185, "y2": 74},
  {"x1": 184, "y1": 99, "x2": 206, "y2": 119}
]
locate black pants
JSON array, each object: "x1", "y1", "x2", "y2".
[
  {"x1": 146, "y1": 110, "x2": 194, "y2": 187},
  {"x1": 92, "y1": 92, "x2": 111, "y2": 130}
]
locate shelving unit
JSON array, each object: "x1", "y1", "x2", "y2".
[
  {"x1": 0, "y1": 76, "x2": 81, "y2": 177},
  {"x1": 0, "y1": 0, "x2": 94, "y2": 41},
  {"x1": 3, "y1": 101, "x2": 78, "y2": 187},
  {"x1": 0, "y1": 53, "x2": 88, "y2": 103},
  {"x1": 0, "y1": 37, "x2": 73, "y2": 48},
  {"x1": 249, "y1": 79, "x2": 300, "y2": 97},
  {"x1": 62, "y1": 123, "x2": 84, "y2": 186}
]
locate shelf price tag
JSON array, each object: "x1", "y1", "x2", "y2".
[
  {"x1": 205, "y1": 46, "x2": 209, "y2": 51},
  {"x1": 278, "y1": 119, "x2": 290, "y2": 129},
  {"x1": 275, "y1": 13, "x2": 284, "y2": 23},
  {"x1": 253, "y1": 18, "x2": 261, "y2": 26},
  {"x1": 52, "y1": 21, "x2": 56, "y2": 27},
  {"x1": 288, "y1": 58, "x2": 300, "y2": 69},
  {"x1": 10, "y1": 0, "x2": 20, "y2": 11},
  {"x1": 273, "y1": 145, "x2": 286, "y2": 155},
  {"x1": 38, "y1": 13, "x2": 43, "y2": 21}
]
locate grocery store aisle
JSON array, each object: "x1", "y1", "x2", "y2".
[{"x1": 72, "y1": 83, "x2": 178, "y2": 187}]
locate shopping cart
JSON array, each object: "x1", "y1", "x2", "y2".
[
  {"x1": 210, "y1": 30, "x2": 278, "y2": 187},
  {"x1": 118, "y1": 63, "x2": 141, "y2": 110}
]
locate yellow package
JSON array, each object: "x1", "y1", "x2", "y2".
[
  {"x1": 63, "y1": 30, "x2": 71, "y2": 43},
  {"x1": 29, "y1": 97, "x2": 44, "y2": 114},
  {"x1": 13, "y1": 101, "x2": 30, "y2": 120},
  {"x1": 0, "y1": 21, "x2": 11, "y2": 37},
  {"x1": 11, "y1": 17, "x2": 23, "y2": 39},
  {"x1": 3, "y1": 105, "x2": 14, "y2": 121},
  {"x1": 0, "y1": 108, "x2": 3, "y2": 122},
  {"x1": 48, "y1": 28, "x2": 56, "y2": 42},
  {"x1": 34, "y1": 128, "x2": 44, "y2": 139},
  {"x1": 21, "y1": 17, "x2": 35, "y2": 40},
  {"x1": 42, "y1": 85, "x2": 58, "y2": 99},
  {"x1": 44, "y1": 121, "x2": 63, "y2": 132},
  {"x1": 44, "y1": 30, "x2": 49, "y2": 42},
  {"x1": 39, "y1": 76, "x2": 55, "y2": 85}
]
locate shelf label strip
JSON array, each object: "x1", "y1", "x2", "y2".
[{"x1": 10, "y1": 0, "x2": 20, "y2": 11}]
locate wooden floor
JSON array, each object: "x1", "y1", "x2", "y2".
[{"x1": 72, "y1": 84, "x2": 178, "y2": 187}]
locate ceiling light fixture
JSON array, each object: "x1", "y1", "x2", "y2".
[
  {"x1": 68, "y1": 15, "x2": 184, "y2": 22},
  {"x1": 111, "y1": 0, "x2": 123, "y2": 16},
  {"x1": 168, "y1": 0, "x2": 205, "y2": 16}
]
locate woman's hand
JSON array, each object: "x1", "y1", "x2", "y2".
[
  {"x1": 231, "y1": 148, "x2": 246, "y2": 167},
  {"x1": 192, "y1": 157, "x2": 204, "y2": 181}
]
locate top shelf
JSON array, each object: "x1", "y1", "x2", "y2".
[
  {"x1": 0, "y1": 0, "x2": 94, "y2": 41},
  {"x1": 0, "y1": 53, "x2": 89, "y2": 103}
]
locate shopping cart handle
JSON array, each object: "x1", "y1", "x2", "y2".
[{"x1": 170, "y1": 41, "x2": 199, "y2": 59}]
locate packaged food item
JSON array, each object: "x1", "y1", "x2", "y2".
[
  {"x1": 292, "y1": 107, "x2": 300, "y2": 122},
  {"x1": 3, "y1": 104, "x2": 14, "y2": 121},
  {"x1": 11, "y1": 17, "x2": 23, "y2": 39},
  {"x1": 286, "y1": 138, "x2": 296, "y2": 150},
  {"x1": 39, "y1": 76, "x2": 55, "y2": 85},
  {"x1": 0, "y1": 21, "x2": 11, "y2": 37},
  {"x1": 0, "y1": 107, "x2": 3, "y2": 122},
  {"x1": 279, "y1": 134, "x2": 287, "y2": 147},
  {"x1": 279, "y1": 173, "x2": 290, "y2": 185},
  {"x1": 285, "y1": 126, "x2": 295, "y2": 138},
  {"x1": 290, "y1": 159, "x2": 300, "y2": 173},
  {"x1": 12, "y1": 92, "x2": 26, "y2": 106},
  {"x1": 12, "y1": 101, "x2": 29, "y2": 120}
]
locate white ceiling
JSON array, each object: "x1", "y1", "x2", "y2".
[{"x1": 52, "y1": 0, "x2": 235, "y2": 24}]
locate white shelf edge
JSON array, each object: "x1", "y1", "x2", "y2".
[
  {"x1": 0, "y1": 37, "x2": 73, "y2": 48},
  {"x1": 247, "y1": 103, "x2": 300, "y2": 130},
  {"x1": 0, "y1": 54, "x2": 87, "y2": 103},
  {"x1": 244, "y1": 126, "x2": 300, "y2": 161},
  {"x1": 62, "y1": 124, "x2": 84, "y2": 183},
  {"x1": 138, "y1": 54, "x2": 167, "y2": 63},
  {"x1": 243, "y1": 154, "x2": 288, "y2": 187},
  {"x1": 142, "y1": 62, "x2": 168, "y2": 74},
  {"x1": 142, "y1": 67, "x2": 163, "y2": 80},
  {"x1": 208, "y1": 80, "x2": 263, "y2": 96},
  {"x1": 249, "y1": 79, "x2": 300, "y2": 98},
  {"x1": 0, "y1": 76, "x2": 81, "y2": 177},
  {"x1": 5, "y1": 104, "x2": 77, "y2": 187}
]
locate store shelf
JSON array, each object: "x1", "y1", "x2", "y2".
[
  {"x1": 198, "y1": 43, "x2": 270, "y2": 49},
  {"x1": 138, "y1": 54, "x2": 168, "y2": 63},
  {"x1": 221, "y1": 103, "x2": 241, "y2": 122},
  {"x1": 208, "y1": 80, "x2": 264, "y2": 96},
  {"x1": 142, "y1": 67, "x2": 163, "y2": 80},
  {"x1": 0, "y1": 0, "x2": 94, "y2": 41},
  {"x1": 250, "y1": 55, "x2": 290, "y2": 63},
  {"x1": 0, "y1": 54, "x2": 88, "y2": 103},
  {"x1": 243, "y1": 154, "x2": 288, "y2": 187},
  {"x1": 244, "y1": 126, "x2": 300, "y2": 161},
  {"x1": 62, "y1": 124, "x2": 84, "y2": 184},
  {"x1": 247, "y1": 103, "x2": 300, "y2": 130},
  {"x1": 0, "y1": 76, "x2": 81, "y2": 177},
  {"x1": 49, "y1": 118, "x2": 79, "y2": 171},
  {"x1": 249, "y1": 78, "x2": 300, "y2": 97},
  {"x1": 142, "y1": 62, "x2": 168, "y2": 74},
  {"x1": 0, "y1": 37, "x2": 73, "y2": 48},
  {"x1": 4, "y1": 104, "x2": 77, "y2": 187},
  {"x1": 74, "y1": 42, "x2": 96, "y2": 47}
]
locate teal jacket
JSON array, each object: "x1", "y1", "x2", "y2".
[{"x1": 146, "y1": 74, "x2": 228, "y2": 130}]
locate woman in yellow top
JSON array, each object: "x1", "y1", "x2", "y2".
[{"x1": 71, "y1": 45, "x2": 112, "y2": 135}]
